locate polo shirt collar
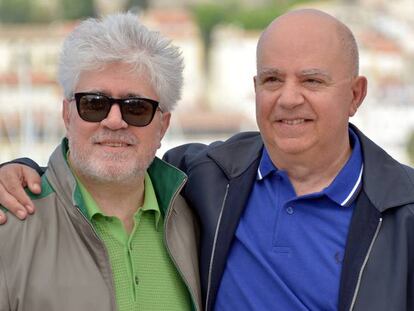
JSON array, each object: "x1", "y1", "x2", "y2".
[
  {"x1": 257, "y1": 128, "x2": 364, "y2": 207},
  {"x1": 77, "y1": 172, "x2": 161, "y2": 229},
  {"x1": 324, "y1": 128, "x2": 363, "y2": 207},
  {"x1": 139, "y1": 173, "x2": 162, "y2": 228},
  {"x1": 257, "y1": 147, "x2": 277, "y2": 180}
]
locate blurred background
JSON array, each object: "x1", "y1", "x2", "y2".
[{"x1": 1, "y1": 0, "x2": 414, "y2": 166}]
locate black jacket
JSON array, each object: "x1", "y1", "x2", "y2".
[{"x1": 164, "y1": 124, "x2": 414, "y2": 311}]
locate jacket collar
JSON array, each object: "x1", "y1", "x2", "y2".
[
  {"x1": 147, "y1": 157, "x2": 187, "y2": 216},
  {"x1": 351, "y1": 123, "x2": 414, "y2": 212},
  {"x1": 206, "y1": 132, "x2": 263, "y2": 179},
  {"x1": 206, "y1": 126, "x2": 414, "y2": 213}
]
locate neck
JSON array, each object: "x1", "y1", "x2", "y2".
[
  {"x1": 268, "y1": 138, "x2": 352, "y2": 196},
  {"x1": 78, "y1": 173, "x2": 145, "y2": 233}
]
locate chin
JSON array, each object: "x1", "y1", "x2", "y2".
[
  {"x1": 70, "y1": 141, "x2": 157, "y2": 183},
  {"x1": 75, "y1": 158, "x2": 149, "y2": 183},
  {"x1": 273, "y1": 138, "x2": 314, "y2": 155},
  {"x1": 86, "y1": 165, "x2": 145, "y2": 183}
]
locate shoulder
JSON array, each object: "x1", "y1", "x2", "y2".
[
  {"x1": 163, "y1": 131, "x2": 262, "y2": 170},
  {"x1": 400, "y1": 163, "x2": 414, "y2": 184},
  {"x1": 0, "y1": 176, "x2": 57, "y2": 249}
]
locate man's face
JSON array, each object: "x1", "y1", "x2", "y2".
[
  {"x1": 254, "y1": 14, "x2": 366, "y2": 158},
  {"x1": 63, "y1": 62, "x2": 170, "y2": 183}
]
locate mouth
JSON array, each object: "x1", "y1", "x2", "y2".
[
  {"x1": 281, "y1": 119, "x2": 305, "y2": 125},
  {"x1": 96, "y1": 141, "x2": 133, "y2": 147},
  {"x1": 278, "y1": 118, "x2": 311, "y2": 125}
]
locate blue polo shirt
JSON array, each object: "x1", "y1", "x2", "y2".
[{"x1": 214, "y1": 129, "x2": 363, "y2": 310}]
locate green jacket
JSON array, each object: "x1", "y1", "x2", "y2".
[{"x1": 0, "y1": 141, "x2": 202, "y2": 311}]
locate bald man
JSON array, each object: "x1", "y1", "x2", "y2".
[
  {"x1": 166, "y1": 9, "x2": 414, "y2": 311},
  {"x1": 0, "y1": 9, "x2": 413, "y2": 311}
]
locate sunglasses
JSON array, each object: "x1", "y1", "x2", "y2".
[{"x1": 73, "y1": 92, "x2": 160, "y2": 127}]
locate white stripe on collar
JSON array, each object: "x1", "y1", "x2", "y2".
[
  {"x1": 257, "y1": 168, "x2": 263, "y2": 180},
  {"x1": 340, "y1": 164, "x2": 364, "y2": 207}
]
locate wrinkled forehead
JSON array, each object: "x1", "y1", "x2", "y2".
[
  {"x1": 79, "y1": 61, "x2": 150, "y2": 81},
  {"x1": 77, "y1": 61, "x2": 152, "y2": 86},
  {"x1": 75, "y1": 62, "x2": 158, "y2": 100}
]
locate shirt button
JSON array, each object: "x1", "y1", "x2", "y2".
[
  {"x1": 134, "y1": 276, "x2": 139, "y2": 285},
  {"x1": 286, "y1": 206, "x2": 294, "y2": 214}
]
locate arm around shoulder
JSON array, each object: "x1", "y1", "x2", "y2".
[
  {"x1": 0, "y1": 159, "x2": 45, "y2": 223},
  {"x1": 1, "y1": 157, "x2": 46, "y2": 176}
]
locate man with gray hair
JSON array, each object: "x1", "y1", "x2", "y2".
[
  {"x1": 0, "y1": 13, "x2": 201, "y2": 311},
  {"x1": 1, "y1": 8, "x2": 414, "y2": 311}
]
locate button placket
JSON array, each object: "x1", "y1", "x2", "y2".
[{"x1": 127, "y1": 239, "x2": 139, "y2": 300}]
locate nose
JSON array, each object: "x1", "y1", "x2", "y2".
[
  {"x1": 277, "y1": 81, "x2": 305, "y2": 109},
  {"x1": 100, "y1": 104, "x2": 128, "y2": 129}
]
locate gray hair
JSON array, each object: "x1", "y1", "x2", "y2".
[{"x1": 58, "y1": 12, "x2": 184, "y2": 111}]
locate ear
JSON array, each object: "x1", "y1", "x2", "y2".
[
  {"x1": 159, "y1": 111, "x2": 171, "y2": 140},
  {"x1": 62, "y1": 98, "x2": 71, "y2": 131},
  {"x1": 253, "y1": 76, "x2": 258, "y2": 92},
  {"x1": 349, "y1": 76, "x2": 367, "y2": 117}
]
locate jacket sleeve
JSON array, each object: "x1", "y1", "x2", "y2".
[
  {"x1": 0, "y1": 157, "x2": 46, "y2": 176},
  {"x1": 0, "y1": 257, "x2": 10, "y2": 311}
]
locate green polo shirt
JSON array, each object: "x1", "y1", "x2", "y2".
[{"x1": 76, "y1": 173, "x2": 191, "y2": 311}]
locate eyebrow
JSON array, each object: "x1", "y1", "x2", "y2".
[
  {"x1": 124, "y1": 93, "x2": 145, "y2": 98},
  {"x1": 257, "y1": 68, "x2": 282, "y2": 77},
  {"x1": 300, "y1": 69, "x2": 332, "y2": 81},
  {"x1": 257, "y1": 68, "x2": 333, "y2": 83}
]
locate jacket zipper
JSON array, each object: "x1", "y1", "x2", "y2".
[
  {"x1": 349, "y1": 217, "x2": 383, "y2": 311},
  {"x1": 75, "y1": 205, "x2": 101, "y2": 239},
  {"x1": 74, "y1": 206, "x2": 118, "y2": 311},
  {"x1": 163, "y1": 177, "x2": 201, "y2": 311},
  {"x1": 205, "y1": 183, "x2": 230, "y2": 311}
]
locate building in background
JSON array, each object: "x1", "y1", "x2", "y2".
[
  {"x1": 0, "y1": 23, "x2": 65, "y2": 162},
  {"x1": 206, "y1": 0, "x2": 414, "y2": 163},
  {"x1": 1, "y1": 0, "x2": 414, "y2": 164},
  {"x1": 308, "y1": 0, "x2": 414, "y2": 163}
]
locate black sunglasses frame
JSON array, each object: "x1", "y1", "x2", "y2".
[{"x1": 73, "y1": 92, "x2": 160, "y2": 127}]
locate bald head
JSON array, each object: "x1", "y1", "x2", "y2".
[{"x1": 257, "y1": 9, "x2": 359, "y2": 76}]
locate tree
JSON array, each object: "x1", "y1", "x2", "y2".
[
  {"x1": 190, "y1": 0, "x2": 313, "y2": 108},
  {"x1": 0, "y1": 0, "x2": 96, "y2": 23},
  {"x1": 191, "y1": 3, "x2": 227, "y2": 73},
  {"x1": 0, "y1": 0, "x2": 33, "y2": 23},
  {"x1": 60, "y1": 0, "x2": 95, "y2": 20},
  {"x1": 128, "y1": 0, "x2": 149, "y2": 10}
]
